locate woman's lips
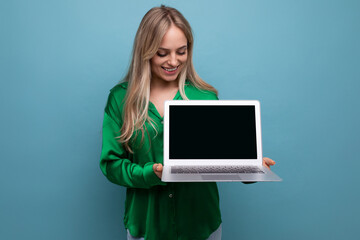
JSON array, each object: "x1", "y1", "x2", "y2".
[{"x1": 162, "y1": 66, "x2": 179, "y2": 75}]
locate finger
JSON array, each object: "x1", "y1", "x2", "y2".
[
  {"x1": 262, "y1": 159, "x2": 272, "y2": 170},
  {"x1": 152, "y1": 164, "x2": 161, "y2": 178},
  {"x1": 153, "y1": 163, "x2": 163, "y2": 172},
  {"x1": 263, "y1": 157, "x2": 275, "y2": 166},
  {"x1": 263, "y1": 161, "x2": 271, "y2": 169}
]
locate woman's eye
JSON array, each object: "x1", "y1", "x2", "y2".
[
  {"x1": 177, "y1": 51, "x2": 186, "y2": 55},
  {"x1": 157, "y1": 52, "x2": 167, "y2": 57}
]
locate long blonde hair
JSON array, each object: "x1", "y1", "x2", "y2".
[{"x1": 119, "y1": 5, "x2": 218, "y2": 152}]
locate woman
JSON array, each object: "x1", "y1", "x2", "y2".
[{"x1": 100, "y1": 5, "x2": 275, "y2": 240}]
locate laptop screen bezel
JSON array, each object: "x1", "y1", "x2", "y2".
[{"x1": 163, "y1": 100, "x2": 263, "y2": 166}]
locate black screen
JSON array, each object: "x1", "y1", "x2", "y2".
[{"x1": 169, "y1": 105, "x2": 257, "y2": 159}]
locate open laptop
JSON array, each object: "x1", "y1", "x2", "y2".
[{"x1": 161, "y1": 100, "x2": 282, "y2": 182}]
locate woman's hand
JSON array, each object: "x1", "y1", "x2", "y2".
[
  {"x1": 153, "y1": 163, "x2": 163, "y2": 179},
  {"x1": 263, "y1": 157, "x2": 276, "y2": 169}
]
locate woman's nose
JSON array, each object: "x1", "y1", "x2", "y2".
[{"x1": 168, "y1": 53, "x2": 178, "y2": 66}]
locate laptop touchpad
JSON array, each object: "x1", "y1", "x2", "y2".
[{"x1": 201, "y1": 175, "x2": 241, "y2": 181}]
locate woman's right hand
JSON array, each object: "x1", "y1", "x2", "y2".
[{"x1": 153, "y1": 163, "x2": 163, "y2": 179}]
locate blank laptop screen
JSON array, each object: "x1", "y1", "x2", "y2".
[{"x1": 169, "y1": 105, "x2": 257, "y2": 159}]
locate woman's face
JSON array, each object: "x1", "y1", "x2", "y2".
[{"x1": 150, "y1": 25, "x2": 188, "y2": 84}]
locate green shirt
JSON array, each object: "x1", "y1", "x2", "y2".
[{"x1": 100, "y1": 81, "x2": 222, "y2": 240}]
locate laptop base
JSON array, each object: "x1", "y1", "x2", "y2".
[{"x1": 161, "y1": 166, "x2": 282, "y2": 182}]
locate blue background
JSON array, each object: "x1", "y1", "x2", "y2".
[{"x1": 1, "y1": 0, "x2": 359, "y2": 239}]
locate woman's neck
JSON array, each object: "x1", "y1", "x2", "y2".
[{"x1": 150, "y1": 77, "x2": 179, "y2": 91}]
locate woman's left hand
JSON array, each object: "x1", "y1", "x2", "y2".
[{"x1": 263, "y1": 157, "x2": 276, "y2": 169}]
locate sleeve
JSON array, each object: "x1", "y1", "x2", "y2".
[{"x1": 99, "y1": 92, "x2": 166, "y2": 189}]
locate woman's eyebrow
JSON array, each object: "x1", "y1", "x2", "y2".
[{"x1": 158, "y1": 45, "x2": 187, "y2": 51}]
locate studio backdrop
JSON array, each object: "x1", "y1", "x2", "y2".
[{"x1": 1, "y1": 0, "x2": 359, "y2": 239}]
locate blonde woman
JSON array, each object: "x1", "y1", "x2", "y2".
[{"x1": 100, "y1": 5, "x2": 275, "y2": 240}]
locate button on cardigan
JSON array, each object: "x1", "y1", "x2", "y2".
[{"x1": 100, "y1": 81, "x2": 222, "y2": 240}]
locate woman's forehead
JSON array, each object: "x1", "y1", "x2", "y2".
[{"x1": 159, "y1": 25, "x2": 187, "y2": 49}]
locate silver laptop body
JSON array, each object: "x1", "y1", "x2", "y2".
[{"x1": 161, "y1": 100, "x2": 282, "y2": 182}]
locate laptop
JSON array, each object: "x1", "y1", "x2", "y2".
[{"x1": 161, "y1": 100, "x2": 282, "y2": 182}]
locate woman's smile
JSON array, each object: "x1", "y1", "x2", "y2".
[{"x1": 161, "y1": 65, "x2": 180, "y2": 74}]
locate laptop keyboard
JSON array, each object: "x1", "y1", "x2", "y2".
[{"x1": 171, "y1": 166, "x2": 265, "y2": 174}]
